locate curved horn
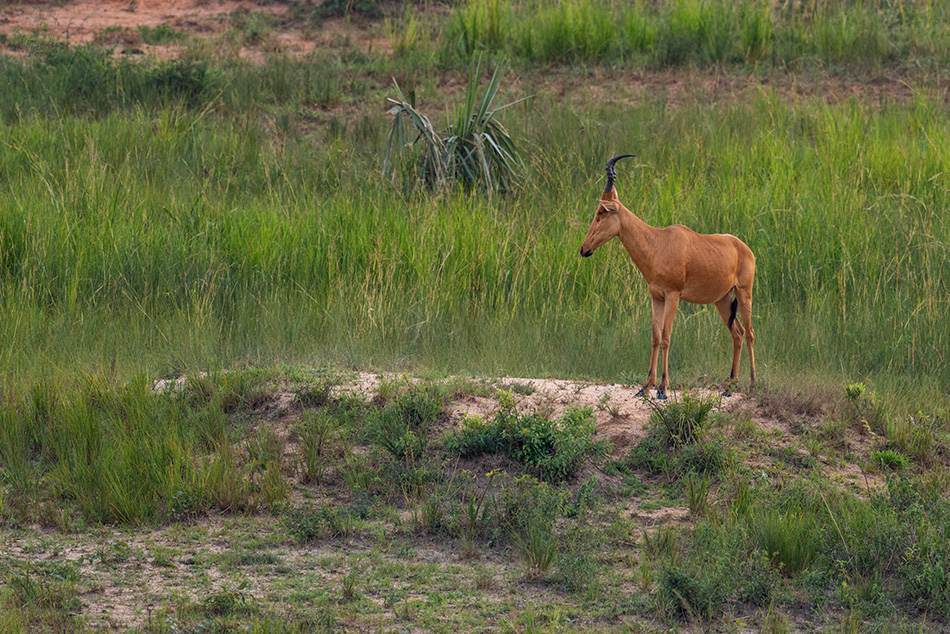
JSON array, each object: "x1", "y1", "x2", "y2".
[{"x1": 603, "y1": 154, "x2": 637, "y2": 194}]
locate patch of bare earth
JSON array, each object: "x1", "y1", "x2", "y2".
[
  {"x1": 0, "y1": 0, "x2": 317, "y2": 59},
  {"x1": 1, "y1": 0, "x2": 274, "y2": 42}
]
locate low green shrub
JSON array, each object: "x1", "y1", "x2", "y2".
[
  {"x1": 201, "y1": 581, "x2": 253, "y2": 617},
  {"x1": 647, "y1": 394, "x2": 718, "y2": 447},
  {"x1": 678, "y1": 437, "x2": 737, "y2": 474},
  {"x1": 282, "y1": 504, "x2": 356, "y2": 542},
  {"x1": 446, "y1": 392, "x2": 609, "y2": 482},
  {"x1": 624, "y1": 397, "x2": 735, "y2": 478},
  {"x1": 137, "y1": 24, "x2": 183, "y2": 45},
  {"x1": 370, "y1": 387, "x2": 442, "y2": 461},
  {"x1": 444, "y1": 413, "x2": 506, "y2": 456},
  {"x1": 657, "y1": 565, "x2": 724, "y2": 620},
  {"x1": 623, "y1": 433, "x2": 671, "y2": 475},
  {"x1": 870, "y1": 449, "x2": 910, "y2": 471}
]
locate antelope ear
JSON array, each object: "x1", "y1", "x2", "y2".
[{"x1": 600, "y1": 199, "x2": 620, "y2": 213}]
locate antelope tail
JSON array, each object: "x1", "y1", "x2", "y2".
[{"x1": 728, "y1": 296, "x2": 738, "y2": 330}]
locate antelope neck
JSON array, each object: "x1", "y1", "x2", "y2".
[{"x1": 617, "y1": 206, "x2": 658, "y2": 276}]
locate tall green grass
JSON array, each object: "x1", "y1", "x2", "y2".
[
  {"x1": 443, "y1": 0, "x2": 950, "y2": 68},
  {"x1": 655, "y1": 477, "x2": 950, "y2": 619},
  {"x1": 0, "y1": 372, "x2": 283, "y2": 525},
  {"x1": 0, "y1": 55, "x2": 948, "y2": 410},
  {"x1": 0, "y1": 44, "x2": 215, "y2": 119}
]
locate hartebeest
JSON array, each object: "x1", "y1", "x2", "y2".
[{"x1": 579, "y1": 155, "x2": 756, "y2": 399}]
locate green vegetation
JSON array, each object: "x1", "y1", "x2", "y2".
[
  {"x1": 0, "y1": 43, "x2": 215, "y2": 117},
  {"x1": 443, "y1": 0, "x2": 950, "y2": 69},
  {"x1": 447, "y1": 389, "x2": 609, "y2": 482},
  {"x1": 1, "y1": 0, "x2": 950, "y2": 630},
  {"x1": 645, "y1": 394, "x2": 718, "y2": 447},
  {"x1": 0, "y1": 372, "x2": 279, "y2": 525},
  {"x1": 137, "y1": 24, "x2": 184, "y2": 46},
  {"x1": 1, "y1": 59, "x2": 949, "y2": 406},
  {"x1": 625, "y1": 394, "x2": 737, "y2": 476},
  {"x1": 651, "y1": 475, "x2": 950, "y2": 620},
  {"x1": 0, "y1": 370, "x2": 946, "y2": 631},
  {"x1": 384, "y1": 63, "x2": 526, "y2": 194}
]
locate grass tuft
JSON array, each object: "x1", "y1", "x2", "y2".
[{"x1": 647, "y1": 394, "x2": 718, "y2": 447}]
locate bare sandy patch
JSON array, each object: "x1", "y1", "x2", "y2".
[{"x1": 0, "y1": 0, "x2": 280, "y2": 43}]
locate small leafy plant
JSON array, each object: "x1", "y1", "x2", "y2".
[
  {"x1": 282, "y1": 504, "x2": 356, "y2": 542},
  {"x1": 202, "y1": 581, "x2": 252, "y2": 617},
  {"x1": 137, "y1": 24, "x2": 182, "y2": 45},
  {"x1": 869, "y1": 449, "x2": 909, "y2": 471}
]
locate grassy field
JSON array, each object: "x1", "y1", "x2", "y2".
[
  {"x1": 2, "y1": 55, "x2": 948, "y2": 400},
  {"x1": 1, "y1": 0, "x2": 949, "y2": 631},
  {"x1": 441, "y1": 0, "x2": 950, "y2": 69}
]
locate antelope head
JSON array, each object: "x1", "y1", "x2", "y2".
[{"x1": 579, "y1": 154, "x2": 636, "y2": 258}]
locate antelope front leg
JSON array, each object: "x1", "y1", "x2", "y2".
[
  {"x1": 636, "y1": 297, "x2": 664, "y2": 398},
  {"x1": 656, "y1": 293, "x2": 680, "y2": 400}
]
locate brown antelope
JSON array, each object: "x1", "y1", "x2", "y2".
[{"x1": 579, "y1": 155, "x2": 756, "y2": 399}]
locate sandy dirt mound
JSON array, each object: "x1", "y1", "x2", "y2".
[
  {"x1": 324, "y1": 371, "x2": 882, "y2": 494},
  {"x1": 323, "y1": 371, "x2": 751, "y2": 458},
  {"x1": 447, "y1": 376, "x2": 750, "y2": 458}
]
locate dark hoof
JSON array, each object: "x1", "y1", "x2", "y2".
[
  {"x1": 656, "y1": 392, "x2": 668, "y2": 400},
  {"x1": 635, "y1": 389, "x2": 646, "y2": 398},
  {"x1": 722, "y1": 390, "x2": 732, "y2": 398}
]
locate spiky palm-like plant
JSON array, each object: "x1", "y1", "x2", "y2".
[{"x1": 383, "y1": 63, "x2": 526, "y2": 195}]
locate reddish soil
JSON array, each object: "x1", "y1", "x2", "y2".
[
  {"x1": 0, "y1": 0, "x2": 280, "y2": 42},
  {"x1": 0, "y1": 0, "x2": 318, "y2": 59}
]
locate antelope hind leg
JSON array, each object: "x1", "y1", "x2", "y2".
[{"x1": 714, "y1": 294, "x2": 744, "y2": 396}]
